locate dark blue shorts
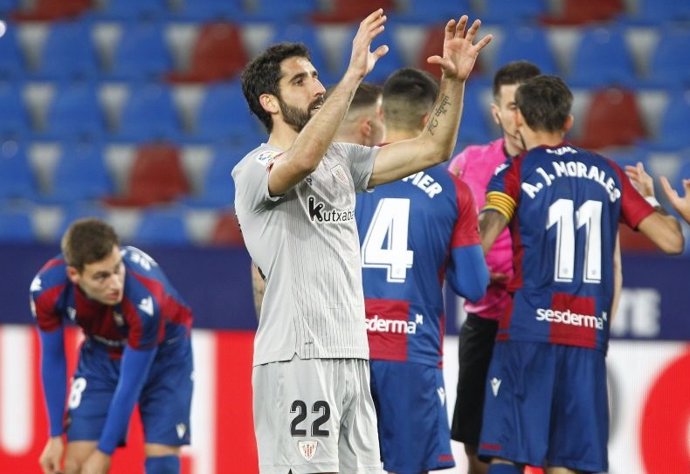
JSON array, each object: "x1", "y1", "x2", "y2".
[
  {"x1": 370, "y1": 360, "x2": 454, "y2": 474},
  {"x1": 478, "y1": 341, "x2": 608, "y2": 473},
  {"x1": 66, "y1": 337, "x2": 193, "y2": 447}
]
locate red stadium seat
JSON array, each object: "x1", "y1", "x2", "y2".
[
  {"x1": 104, "y1": 143, "x2": 190, "y2": 207},
  {"x1": 11, "y1": 0, "x2": 92, "y2": 21},
  {"x1": 167, "y1": 22, "x2": 248, "y2": 84},
  {"x1": 210, "y1": 211, "x2": 244, "y2": 246},
  {"x1": 311, "y1": 0, "x2": 395, "y2": 23},
  {"x1": 576, "y1": 87, "x2": 646, "y2": 150},
  {"x1": 541, "y1": 0, "x2": 624, "y2": 25}
]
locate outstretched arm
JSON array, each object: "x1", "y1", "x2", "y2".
[
  {"x1": 369, "y1": 16, "x2": 492, "y2": 186},
  {"x1": 479, "y1": 209, "x2": 509, "y2": 256},
  {"x1": 268, "y1": 9, "x2": 389, "y2": 196},
  {"x1": 626, "y1": 163, "x2": 684, "y2": 254}
]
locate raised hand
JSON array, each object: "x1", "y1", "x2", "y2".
[
  {"x1": 346, "y1": 9, "x2": 389, "y2": 80},
  {"x1": 625, "y1": 161, "x2": 655, "y2": 197},
  {"x1": 427, "y1": 16, "x2": 493, "y2": 81},
  {"x1": 660, "y1": 176, "x2": 690, "y2": 224}
]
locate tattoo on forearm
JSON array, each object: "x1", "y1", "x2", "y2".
[{"x1": 427, "y1": 94, "x2": 451, "y2": 135}]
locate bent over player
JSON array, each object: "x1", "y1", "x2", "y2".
[{"x1": 31, "y1": 218, "x2": 194, "y2": 474}]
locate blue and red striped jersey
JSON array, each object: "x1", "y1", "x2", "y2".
[
  {"x1": 356, "y1": 163, "x2": 481, "y2": 366},
  {"x1": 30, "y1": 246, "x2": 193, "y2": 356},
  {"x1": 485, "y1": 144, "x2": 654, "y2": 352}
]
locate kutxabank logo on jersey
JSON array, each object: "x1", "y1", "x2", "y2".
[{"x1": 307, "y1": 196, "x2": 354, "y2": 224}]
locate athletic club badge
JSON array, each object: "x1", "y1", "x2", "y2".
[{"x1": 297, "y1": 440, "x2": 318, "y2": 461}]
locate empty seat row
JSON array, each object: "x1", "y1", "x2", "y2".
[
  {"x1": 5, "y1": 80, "x2": 690, "y2": 150},
  {"x1": 0, "y1": 205, "x2": 244, "y2": 247},
  {"x1": 0, "y1": 141, "x2": 245, "y2": 208},
  {"x1": 4, "y1": 19, "x2": 690, "y2": 90},
  {"x1": 0, "y1": 81, "x2": 263, "y2": 143}
]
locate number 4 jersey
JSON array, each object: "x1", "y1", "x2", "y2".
[
  {"x1": 355, "y1": 163, "x2": 480, "y2": 367},
  {"x1": 485, "y1": 144, "x2": 654, "y2": 352}
]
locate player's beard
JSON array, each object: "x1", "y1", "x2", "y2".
[{"x1": 279, "y1": 96, "x2": 323, "y2": 133}]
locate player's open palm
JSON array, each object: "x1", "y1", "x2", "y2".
[
  {"x1": 427, "y1": 16, "x2": 492, "y2": 81},
  {"x1": 39, "y1": 437, "x2": 64, "y2": 474},
  {"x1": 625, "y1": 161, "x2": 655, "y2": 197},
  {"x1": 347, "y1": 9, "x2": 389, "y2": 80},
  {"x1": 661, "y1": 176, "x2": 690, "y2": 224}
]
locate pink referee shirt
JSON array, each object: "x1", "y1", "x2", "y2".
[{"x1": 448, "y1": 138, "x2": 513, "y2": 320}]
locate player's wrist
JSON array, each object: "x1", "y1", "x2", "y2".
[{"x1": 645, "y1": 196, "x2": 661, "y2": 209}]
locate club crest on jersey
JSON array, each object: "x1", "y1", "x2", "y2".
[
  {"x1": 176, "y1": 423, "x2": 187, "y2": 439},
  {"x1": 298, "y1": 440, "x2": 318, "y2": 461}
]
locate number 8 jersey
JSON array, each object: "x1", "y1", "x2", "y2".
[{"x1": 485, "y1": 144, "x2": 654, "y2": 352}]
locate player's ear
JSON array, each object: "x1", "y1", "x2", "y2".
[
  {"x1": 360, "y1": 118, "x2": 372, "y2": 138},
  {"x1": 491, "y1": 102, "x2": 500, "y2": 125},
  {"x1": 563, "y1": 114, "x2": 574, "y2": 133},
  {"x1": 259, "y1": 94, "x2": 279, "y2": 114},
  {"x1": 66, "y1": 266, "x2": 80, "y2": 284}
]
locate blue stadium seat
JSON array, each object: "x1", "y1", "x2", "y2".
[
  {"x1": 0, "y1": 0, "x2": 19, "y2": 13},
  {"x1": 0, "y1": 209, "x2": 35, "y2": 243},
  {"x1": 605, "y1": 147, "x2": 651, "y2": 171},
  {"x1": 194, "y1": 82, "x2": 262, "y2": 144},
  {"x1": 656, "y1": 89, "x2": 690, "y2": 149},
  {"x1": 36, "y1": 22, "x2": 99, "y2": 80},
  {"x1": 54, "y1": 204, "x2": 108, "y2": 240},
  {"x1": 48, "y1": 142, "x2": 114, "y2": 203},
  {"x1": 94, "y1": 0, "x2": 170, "y2": 20},
  {"x1": 0, "y1": 141, "x2": 37, "y2": 200},
  {"x1": 0, "y1": 82, "x2": 30, "y2": 139},
  {"x1": 481, "y1": 0, "x2": 548, "y2": 23},
  {"x1": 568, "y1": 26, "x2": 637, "y2": 88},
  {"x1": 493, "y1": 26, "x2": 558, "y2": 76},
  {"x1": 623, "y1": 0, "x2": 690, "y2": 24},
  {"x1": 392, "y1": 0, "x2": 473, "y2": 24},
  {"x1": 132, "y1": 210, "x2": 190, "y2": 246},
  {"x1": 247, "y1": 0, "x2": 317, "y2": 22},
  {"x1": 455, "y1": 81, "x2": 491, "y2": 148},
  {"x1": 186, "y1": 147, "x2": 241, "y2": 208},
  {"x1": 42, "y1": 83, "x2": 105, "y2": 141},
  {"x1": 109, "y1": 22, "x2": 173, "y2": 81},
  {"x1": 269, "y1": 23, "x2": 335, "y2": 86},
  {"x1": 175, "y1": 0, "x2": 244, "y2": 21},
  {"x1": 116, "y1": 83, "x2": 183, "y2": 142},
  {"x1": 647, "y1": 28, "x2": 690, "y2": 88},
  {"x1": 0, "y1": 25, "x2": 26, "y2": 79}
]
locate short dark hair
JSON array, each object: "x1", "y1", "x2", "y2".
[
  {"x1": 492, "y1": 61, "x2": 542, "y2": 98},
  {"x1": 382, "y1": 67, "x2": 439, "y2": 130},
  {"x1": 515, "y1": 75, "x2": 573, "y2": 133},
  {"x1": 240, "y1": 42, "x2": 311, "y2": 132},
  {"x1": 350, "y1": 82, "x2": 382, "y2": 110},
  {"x1": 61, "y1": 218, "x2": 119, "y2": 271},
  {"x1": 325, "y1": 82, "x2": 382, "y2": 111}
]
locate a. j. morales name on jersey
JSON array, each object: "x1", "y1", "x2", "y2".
[{"x1": 520, "y1": 146, "x2": 622, "y2": 203}]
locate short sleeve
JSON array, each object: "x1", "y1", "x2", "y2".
[
  {"x1": 484, "y1": 160, "x2": 519, "y2": 221},
  {"x1": 450, "y1": 173, "x2": 481, "y2": 248},
  {"x1": 232, "y1": 148, "x2": 285, "y2": 212}
]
